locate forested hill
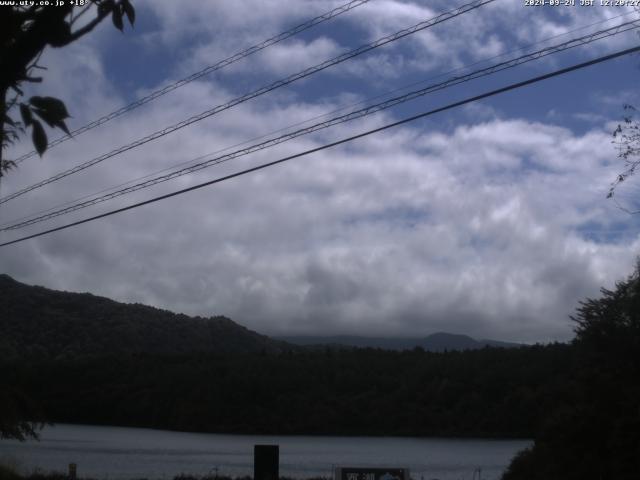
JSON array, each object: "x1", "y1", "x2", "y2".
[
  {"x1": 279, "y1": 333, "x2": 521, "y2": 351},
  {"x1": 0, "y1": 274, "x2": 289, "y2": 359}
]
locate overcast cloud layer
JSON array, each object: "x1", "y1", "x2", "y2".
[{"x1": 2, "y1": 0, "x2": 640, "y2": 342}]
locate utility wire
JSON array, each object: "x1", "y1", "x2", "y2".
[
  {"x1": 1, "y1": 44, "x2": 638, "y2": 248},
  {"x1": 3, "y1": 19, "x2": 638, "y2": 231},
  {"x1": 7, "y1": 9, "x2": 630, "y2": 229},
  {"x1": 12, "y1": 0, "x2": 372, "y2": 164},
  {"x1": 0, "y1": 0, "x2": 496, "y2": 206}
]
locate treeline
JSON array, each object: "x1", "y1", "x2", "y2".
[{"x1": 1, "y1": 343, "x2": 573, "y2": 439}]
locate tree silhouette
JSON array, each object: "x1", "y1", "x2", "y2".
[
  {"x1": 0, "y1": 387, "x2": 45, "y2": 441},
  {"x1": 0, "y1": 0, "x2": 135, "y2": 441},
  {"x1": 503, "y1": 261, "x2": 640, "y2": 480},
  {"x1": 608, "y1": 105, "x2": 640, "y2": 211},
  {"x1": 0, "y1": 0, "x2": 135, "y2": 177}
]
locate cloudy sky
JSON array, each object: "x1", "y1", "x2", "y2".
[{"x1": 2, "y1": 0, "x2": 640, "y2": 342}]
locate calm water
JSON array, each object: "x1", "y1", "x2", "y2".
[{"x1": 0, "y1": 424, "x2": 530, "y2": 480}]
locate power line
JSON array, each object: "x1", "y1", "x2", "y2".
[
  {"x1": 0, "y1": 0, "x2": 496, "y2": 206},
  {"x1": 7, "y1": 9, "x2": 630, "y2": 230},
  {"x1": 5, "y1": 18, "x2": 636, "y2": 230},
  {"x1": 1, "y1": 44, "x2": 638, "y2": 248},
  {"x1": 12, "y1": 0, "x2": 372, "y2": 164},
  {"x1": 4, "y1": 18, "x2": 637, "y2": 231}
]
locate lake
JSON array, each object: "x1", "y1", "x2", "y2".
[{"x1": 0, "y1": 424, "x2": 530, "y2": 480}]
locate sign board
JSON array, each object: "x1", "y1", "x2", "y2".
[
  {"x1": 254, "y1": 444, "x2": 279, "y2": 480},
  {"x1": 335, "y1": 467, "x2": 410, "y2": 480}
]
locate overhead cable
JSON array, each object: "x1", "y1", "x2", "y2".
[
  {"x1": 10, "y1": 7, "x2": 629, "y2": 230},
  {"x1": 12, "y1": 0, "x2": 372, "y2": 164},
  {"x1": 3, "y1": 19, "x2": 638, "y2": 231},
  {"x1": 0, "y1": 0, "x2": 496, "y2": 206},
  {"x1": 1, "y1": 44, "x2": 638, "y2": 248}
]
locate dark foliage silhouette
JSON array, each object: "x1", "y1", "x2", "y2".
[
  {"x1": 0, "y1": 0, "x2": 135, "y2": 175},
  {"x1": 503, "y1": 263, "x2": 640, "y2": 479}
]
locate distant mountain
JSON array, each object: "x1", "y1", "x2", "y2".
[
  {"x1": 0, "y1": 274, "x2": 289, "y2": 360},
  {"x1": 278, "y1": 332, "x2": 521, "y2": 352}
]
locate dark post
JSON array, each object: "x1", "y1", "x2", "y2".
[
  {"x1": 68, "y1": 463, "x2": 77, "y2": 480},
  {"x1": 254, "y1": 444, "x2": 279, "y2": 480}
]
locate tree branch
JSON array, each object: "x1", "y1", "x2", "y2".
[
  {"x1": 69, "y1": 4, "x2": 93, "y2": 27},
  {"x1": 67, "y1": 7, "x2": 112, "y2": 43}
]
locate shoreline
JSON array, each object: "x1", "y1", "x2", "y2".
[{"x1": 16, "y1": 423, "x2": 534, "y2": 443}]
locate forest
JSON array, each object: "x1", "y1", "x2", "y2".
[{"x1": 1, "y1": 343, "x2": 572, "y2": 439}]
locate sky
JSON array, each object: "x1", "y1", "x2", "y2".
[{"x1": 2, "y1": 0, "x2": 640, "y2": 343}]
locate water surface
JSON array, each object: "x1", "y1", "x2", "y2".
[{"x1": 0, "y1": 424, "x2": 530, "y2": 480}]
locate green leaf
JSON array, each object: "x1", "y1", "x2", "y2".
[
  {"x1": 29, "y1": 96, "x2": 69, "y2": 120},
  {"x1": 34, "y1": 110, "x2": 72, "y2": 136},
  {"x1": 29, "y1": 96, "x2": 72, "y2": 137},
  {"x1": 32, "y1": 108, "x2": 55, "y2": 128},
  {"x1": 20, "y1": 104, "x2": 33, "y2": 126},
  {"x1": 57, "y1": 119, "x2": 71, "y2": 136},
  {"x1": 122, "y1": 0, "x2": 135, "y2": 25},
  {"x1": 112, "y1": 7, "x2": 124, "y2": 31},
  {"x1": 31, "y1": 120, "x2": 48, "y2": 157}
]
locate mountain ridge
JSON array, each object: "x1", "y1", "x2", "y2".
[
  {"x1": 278, "y1": 332, "x2": 521, "y2": 351},
  {"x1": 1, "y1": 273, "x2": 519, "y2": 358},
  {"x1": 0, "y1": 273, "x2": 289, "y2": 359}
]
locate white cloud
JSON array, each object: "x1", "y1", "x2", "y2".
[
  {"x1": 2, "y1": 0, "x2": 640, "y2": 345},
  {"x1": 222, "y1": 37, "x2": 345, "y2": 77},
  {"x1": 3, "y1": 91, "x2": 639, "y2": 342}
]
